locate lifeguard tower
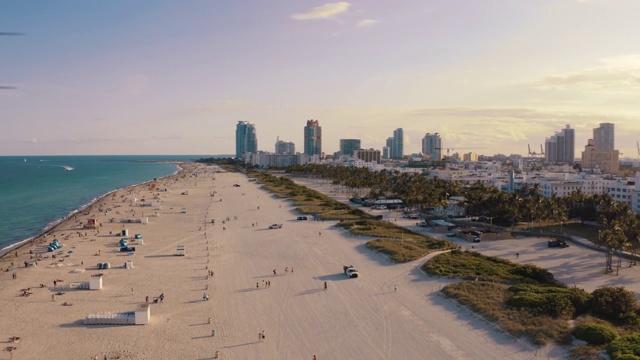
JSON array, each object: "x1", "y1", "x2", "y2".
[{"x1": 84, "y1": 218, "x2": 98, "y2": 229}]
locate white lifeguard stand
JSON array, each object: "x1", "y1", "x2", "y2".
[
  {"x1": 89, "y1": 276, "x2": 103, "y2": 290},
  {"x1": 125, "y1": 260, "x2": 133, "y2": 269},
  {"x1": 135, "y1": 304, "x2": 151, "y2": 325},
  {"x1": 175, "y1": 245, "x2": 185, "y2": 256}
]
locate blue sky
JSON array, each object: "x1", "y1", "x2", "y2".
[{"x1": 2, "y1": 0, "x2": 640, "y2": 157}]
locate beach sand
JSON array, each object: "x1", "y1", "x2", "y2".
[{"x1": 1, "y1": 164, "x2": 630, "y2": 359}]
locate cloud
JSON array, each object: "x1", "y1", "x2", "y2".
[
  {"x1": 534, "y1": 55, "x2": 640, "y2": 92},
  {"x1": 356, "y1": 19, "x2": 377, "y2": 27},
  {"x1": 291, "y1": 2, "x2": 351, "y2": 20}
]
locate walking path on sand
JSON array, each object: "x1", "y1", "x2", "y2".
[{"x1": 3, "y1": 164, "x2": 613, "y2": 359}]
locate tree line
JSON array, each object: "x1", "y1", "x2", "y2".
[{"x1": 284, "y1": 164, "x2": 640, "y2": 272}]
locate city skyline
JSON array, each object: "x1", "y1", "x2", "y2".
[{"x1": 2, "y1": 1, "x2": 640, "y2": 156}]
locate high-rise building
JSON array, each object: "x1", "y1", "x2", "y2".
[
  {"x1": 463, "y1": 152, "x2": 478, "y2": 162},
  {"x1": 304, "y1": 120, "x2": 322, "y2": 157},
  {"x1": 544, "y1": 125, "x2": 574, "y2": 164},
  {"x1": 593, "y1": 123, "x2": 615, "y2": 151},
  {"x1": 354, "y1": 148, "x2": 381, "y2": 164},
  {"x1": 235, "y1": 121, "x2": 257, "y2": 158},
  {"x1": 422, "y1": 133, "x2": 442, "y2": 160},
  {"x1": 340, "y1": 139, "x2": 361, "y2": 157},
  {"x1": 582, "y1": 139, "x2": 620, "y2": 173},
  {"x1": 391, "y1": 128, "x2": 404, "y2": 159},
  {"x1": 275, "y1": 138, "x2": 295, "y2": 154}
]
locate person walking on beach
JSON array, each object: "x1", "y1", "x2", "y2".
[
  {"x1": 145, "y1": 296, "x2": 149, "y2": 303},
  {"x1": 324, "y1": 282, "x2": 327, "y2": 291},
  {"x1": 273, "y1": 269, "x2": 277, "y2": 275}
]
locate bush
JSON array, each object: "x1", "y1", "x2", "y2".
[
  {"x1": 608, "y1": 333, "x2": 640, "y2": 360},
  {"x1": 506, "y1": 285, "x2": 575, "y2": 318},
  {"x1": 510, "y1": 264, "x2": 556, "y2": 284},
  {"x1": 567, "y1": 286, "x2": 592, "y2": 317},
  {"x1": 590, "y1": 287, "x2": 639, "y2": 324},
  {"x1": 573, "y1": 323, "x2": 619, "y2": 345},
  {"x1": 507, "y1": 292, "x2": 546, "y2": 309},
  {"x1": 542, "y1": 293, "x2": 575, "y2": 318}
]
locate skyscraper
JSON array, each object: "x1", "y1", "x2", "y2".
[
  {"x1": 593, "y1": 123, "x2": 615, "y2": 150},
  {"x1": 544, "y1": 125, "x2": 574, "y2": 164},
  {"x1": 235, "y1": 121, "x2": 257, "y2": 158},
  {"x1": 275, "y1": 138, "x2": 295, "y2": 154},
  {"x1": 391, "y1": 128, "x2": 404, "y2": 159},
  {"x1": 304, "y1": 120, "x2": 322, "y2": 156},
  {"x1": 422, "y1": 133, "x2": 442, "y2": 160},
  {"x1": 339, "y1": 139, "x2": 361, "y2": 156}
]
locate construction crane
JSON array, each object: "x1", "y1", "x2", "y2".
[
  {"x1": 435, "y1": 147, "x2": 488, "y2": 156},
  {"x1": 527, "y1": 144, "x2": 545, "y2": 157}
]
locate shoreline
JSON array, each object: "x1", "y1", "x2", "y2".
[{"x1": 0, "y1": 163, "x2": 184, "y2": 259}]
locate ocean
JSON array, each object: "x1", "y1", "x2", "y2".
[{"x1": 0, "y1": 155, "x2": 225, "y2": 254}]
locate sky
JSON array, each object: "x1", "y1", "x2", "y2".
[{"x1": 2, "y1": 0, "x2": 640, "y2": 157}]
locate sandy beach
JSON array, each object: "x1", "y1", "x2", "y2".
[{"x1": 2, "y1": 164, "x2": 636, "y2": 359}]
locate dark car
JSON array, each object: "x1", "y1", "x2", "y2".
[
  {"x1": 297, "y1": 216, "x2": 308, "y2": 220},
  {"x1": 548, "y1": 239, "x2": 569, "y2": 248}
]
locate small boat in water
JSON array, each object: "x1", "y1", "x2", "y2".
[{"x1": 62, "y1": 166, "x2": 74, "y2": 171}]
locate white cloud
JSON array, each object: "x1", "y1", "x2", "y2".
[
  {"x1": 291, "y1": 2, "x2": 351, "y2": 20},
  {"x1": 534, "y1": 54, "x2": 640, "y2": 92},
  {"x1": 356, "y1": 19, "x2": 377, "y2": 27}
]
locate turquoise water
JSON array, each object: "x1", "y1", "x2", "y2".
[{"x1": 0, "y1": 155, "x2": 221, "y2": 253}]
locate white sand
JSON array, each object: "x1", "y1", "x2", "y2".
[{"x1": 3, "y1": 165, "x2": 628, "y2": 359}]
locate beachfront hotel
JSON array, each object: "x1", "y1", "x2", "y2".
[
  {"x1": 304, "y1": 119, "x2": 322, "y2": 157},
  {"x1": 235, "y1": 121, "x2": 258, "y2": 158}
]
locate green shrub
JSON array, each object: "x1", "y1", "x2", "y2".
[
  {"x1": 573, "y1": 323, "x2": 619, "y2": 345},
  {"x1": 591, "y1": 287, "x2": 639, "y2": 325},
  {"x1": 510, "y1": 264, "x2": 556, "y2": 284},
  {"x1": 568, "y1": 286, "x2": 592, "y2": 316},
  {"x1": 542, "y1": 293, "x2": 575, "y2": 318},
  {"x1": 507, "y1": 292, "x2": 546, "y2": 309},
  {"x1": 506, "y1": 285, "x2": 575, "y2": 318},
  {"x1": 608, "y1": 333, "x2": 640, "y2": 360}
]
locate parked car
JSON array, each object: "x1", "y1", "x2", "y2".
[
  {"x1": 548, "y1": 239, "x2": 569, "y2": 248},
  {"x1": 296, "y1": 216, "x2": 308, "y2": 220},
  {"x1": 446, "y1": 232, "x2": 457, "y2": 237},
  {"x1": 473, "y1": 237, "x2": 481, "y2": 243},
  {"x1": 269, "y1": 224, "x2": 283, "y2": 229}
]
